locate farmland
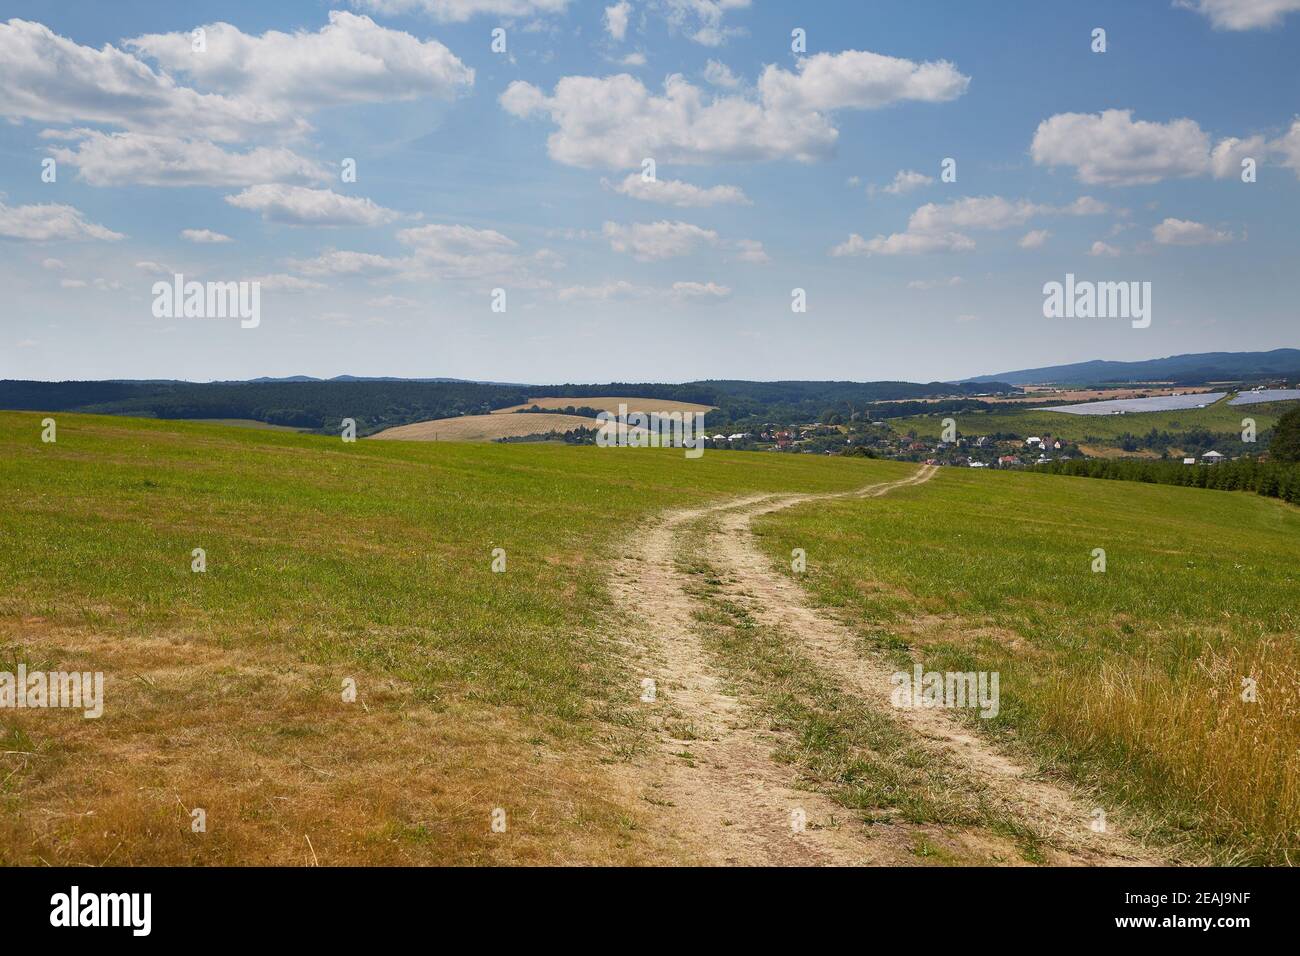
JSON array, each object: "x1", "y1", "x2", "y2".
[
  {"x1": 752, "y1": 467, "x2": 1300, "y2": 863},
  {"x1": 369, "y1": 412, "x2": 605, "y2": 442},
  {"x1": 896, "y1": 395, "x2": 1300, "y2": 443},
  {"x1": 490, "y1": 396, "x2": 716, "y2": 416}
]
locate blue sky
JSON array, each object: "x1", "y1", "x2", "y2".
[{"x1": 1, "y1": 0, "x2": 1297, "y2": 384}]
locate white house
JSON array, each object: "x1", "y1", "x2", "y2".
[
  {"x1": 1025, "y1": 437, "x2": 1042, "y2": 447},
  {"x1": 1183, "y1": 457, "x2": 1197, "y2": 465},
  {"x1": 1202, "y1": 450, "x2": 1225, "y2": 463}
]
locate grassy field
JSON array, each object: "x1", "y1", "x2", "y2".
[
  {"x1": 369, "y1": 411, "x2": 606, "y2": 442},
  {"x1": 753, "y1": 467, "x2": 1300, "y2": 863},
  {"x1": 896, "y1": 396, "x2": 1299, "y2": 442},
  {"x1": 491, "y1": 396, "x2": 716, "y2": 416},
  {"x1": 0, "y1": 411, "x2": 877, "y2": 865}
]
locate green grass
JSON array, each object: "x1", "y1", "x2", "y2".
[
  {"x1": 895, "y1": 396, "x2": 1298, "y2": 442},
  {"x1": 675, "y1": 517, "x2": 1047, "y2": 863},
  {"x1": 753, "y1": 466, "x2": 1300, "y2": 863},
  {"x1": 0, "y1": 411, "x2": 881, "y2": 732}
]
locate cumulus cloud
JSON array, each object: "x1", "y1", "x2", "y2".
[
  {"x1": 0, "y1": 200, "x2": 124, "y2": 242},
  {"x1": 0, "y1": 18, "x2": 292, "y2": 142},
  {"x1": 1031, "y1": 110, "x2": 1212, "y2": 185},
  {"x1": 834, "y1": 195, "x2": 1106, "y2": 256},
  {"x1": 225, "y1": 185, "x2": 403, "y2": 227},
  {"x1": 1019, "y1": 229, "x2": 1051, "y2": 249},
  {"x1": 703, "y1": 59, "x2": 742, "y2": 88},
  {"x1": 732, "y1": 238, "x2": 769, "y2": 263},
  {"x1": 664, "y1": 0, "x2": 751, "y2": 47},
  {"x1": 607, "y1": 172, "x2": 750, "y2": 206},
  {"x1": 1089, "y1": 240, "x2": 1122, "y2": 257},
  {"x1": 126, "y1": 12, "x2": 473, "y2": 113},
  {"x1": 1176, "y1": 0, "x2": 1300, "y2": 30},
  {"x1": 1209, "y1": 134, "x2": 1268, "y2": 178},
  {"x1": 501, "y1": 48, "x2": 969, "y2": 167},
  {"x1": 45, "y1": 130, "x2": 331, "y2": 187},
  {"x1": 602, "y1": 220, "x2": 718, "y2": 260},
  {"x1": 876, "y1": 169, "x2": 934, "y2": 196},
  {"x1": 41, "y1": 257, "x2": 65, "y2": 270},
  {"x1": 605, "y1": 2, "x2": 632, "y2": 40},
  {"x1": 1151, "y1": 217, "x2": 1235, "y2": 245},
  {"x1": 350, "y1": 0, "x2": 571, "y2": 22},
  {"x1": 181, "y1": 229, "x2": 233, "y2": 243}
]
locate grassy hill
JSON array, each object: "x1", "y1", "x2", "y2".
[
  {"x1": 0, "y1": 411, "x2": 879, "y2": 865},
  {"x1": 753, "y1": 467, "x2": 1300, "y2": 863}
]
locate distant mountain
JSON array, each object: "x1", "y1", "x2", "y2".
[{"x1": 966, "y1": 349, "x2": 1300, "y2": 386}]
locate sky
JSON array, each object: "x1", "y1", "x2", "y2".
[{"x1": 1, "y1": 0, "x2": 1297, "y2": 385}]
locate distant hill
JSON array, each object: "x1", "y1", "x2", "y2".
[{"x1": 967, "y1": 349, "x2": 1300, "y2": 386}]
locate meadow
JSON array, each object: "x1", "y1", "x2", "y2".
[
  {"x1": 0, "y1": 411, "x2": 877, "y2": 865},
  {"x1": 896, "y1": 396, "x2": 1299, "y2": 443},
  {"x1": 753, "y1": 467, "x2": 1300, "y2": 863}
]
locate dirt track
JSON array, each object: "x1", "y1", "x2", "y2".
[{"x1": 610, "y1": 465, "x2": 1163, "y2": 866}]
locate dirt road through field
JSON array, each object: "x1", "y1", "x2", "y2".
[{"x1": 610, "y1": 464, "x2": 1164, "y2": 866}]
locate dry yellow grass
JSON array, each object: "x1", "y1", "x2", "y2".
[
  {"x1": 370, "y1": 413, "x2": 604, "y2": 442},
  {"x1": 491, "y1": 396, "x2": 715, "y2": 416}
]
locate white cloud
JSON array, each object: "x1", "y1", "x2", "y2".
[
  {"x1": 1089, "y1": 240, "x2": 1122, "y2": 257},
  {"x1": 41, "y1": 257, "x2": 65, "y2": 270},
  {"x1": 732, "y1": 238, "x2": 769, "y2": 263},
  {"x1": 554, "y1": 278, "x2": 729, "y2": 302},
  {"x1": 225, "y1": 185, "x2": 403, "y2": 227},
  {"x1": 605, "y1": 2, "x2": 632, "y2": 40},
  {"x1": 59, "y1": 278, "x2": 87, "y2": 288},
  {"x1": 290, "y1": 250, "x2": 403, "y2": 277},
  {"x1": 251, "y1": 273, "x2": 327, "y2": 292},
  {"x1": 46, "y1": 130, "x2": 331, "y2": 187},
  {"x1": 556, "y1": 280, "x2": 652, "y2": 302},
  {"x1": 289, "y1": 224, "x2": 555, "y2": 284},
  {"x1": 833, "y1": 195, "x2": 1105, "y2": 256},
  {"x1": 1209, "y1": 134, "x2": 1268, "y2": 178},
  {"x1": 703, "y1": 59, "x2": 742, "y2": 88},
  {"x1": 758, "y1": 50, "x2": 969, "y2": 112},
  {"x1": 1151, "y1": 217, "x2": 1235, "y2": 245},
  {"x1": 877, "y1": 169, "x2": 934, "y2": 196},
  {"x1": 368, "y1": 294, "x2": 421, "y2": 308},
  {"x1": 127, "y1": 12, "x2": 473, "y2": 113},
  {"x1": 833, "y1": 231, "x2": 973, "y2": 256},
  {"x1": 1019, "y1": 229, "x2": 1051, "y2": 249},
  {"x1": 0, "y1": 18, "x2": 292, "y2": 142},
  {"x1": 607, "y1": 172, "x2": 750, "y2": 206},
  {"x1": 350, "y1": 0, "x2": 571, "y2": 22},
  {"x1": 664, "y1": 0, "x2": 751, "y2": 47},
  {"x1": 602, "y1": 220, "x2": 718, "y2": 260},
  {"x1": 1035, "y1": 109, "x2": 1300, "y2": 184},
  {"x1": 1176, "y1": 0, "x2": 1300, "y2": 30},
  {"x1": 620, "y1": 52, "x2": 647, "y2": 66},
  {"x1": 1271, "y1": 119, "x2": 1300, "y2": 176},
  {"x1": 1031, "y1": 110, "x2": 1212, "y2": 185},
  {"x1": 181, "y1": 229, "x2": 233, "y2": 243},
  {"x1": 671, "y1": 280, "x2": 730, "y2": 299},
  {"x1": 0, "y1": 200, "x2": 124, "y2": 242},
  {"x1": 906, "y1": 276, "x2": 963, "y2": 290},
  {"x1": 501, "y1": 49, "x2": 969, "y2": 167}
]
